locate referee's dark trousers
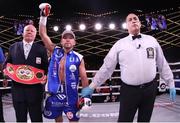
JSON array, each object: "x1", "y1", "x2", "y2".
[{"x1": 118, "y1": 80, "x2": 157, "y2": 122}]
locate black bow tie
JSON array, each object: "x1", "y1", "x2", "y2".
[{"x1": 132, "y1": 35, "x2": 142, "y2": 40}]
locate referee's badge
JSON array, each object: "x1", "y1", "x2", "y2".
[{"x1": 146, "y1": 47, "x2": 154, "y2": 59}]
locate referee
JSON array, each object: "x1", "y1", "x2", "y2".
[{"x1": 81, "y1": 13, "x2": 176, "y2": 122}]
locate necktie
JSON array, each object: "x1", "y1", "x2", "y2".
[
  {"x1": 24, "y1": 43, "x2": 31, "y2": 59},
  {"x1": 132, "y1": 35, "x2": 142, "y2": 40}
]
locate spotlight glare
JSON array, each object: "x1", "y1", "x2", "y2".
[
  {"x1": 65, "y1": 25, "x2": 72, "y2": 30},
  {"x1": 109, "y1": 23, "x2": 115, "y2": 30},
  {"x1": 79, "y1": 24, "x2": 86, "y2": 30},
  {"x1": 122, "y1": 22, "x2": 127, "y2": 29},
  {"x1": 53, "y1": 26, "x2": 59, "y2": 32},
  {"x1": 95, "y1": 23, "x2": 102, "y2": 30}
]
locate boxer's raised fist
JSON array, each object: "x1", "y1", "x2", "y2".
[{"x1": 39, "y1": 3, "x2": 51, "y2": 17}]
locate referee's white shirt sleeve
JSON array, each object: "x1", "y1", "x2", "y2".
[
  {"x1": 155, "y1": 39, "x2": 175, "y2": 88},
  {"x1": 91, "y1": 41, "x2": 119, "y2": 88}
]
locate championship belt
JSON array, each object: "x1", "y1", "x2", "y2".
[
  {"x1": 77, "y1": 97, "x2": 92, "y2": 110},
  {"x1": 4, "y1": 63, "x2": 45, "y2": 84}
]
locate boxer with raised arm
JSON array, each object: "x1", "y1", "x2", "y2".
[{"x1": 39, "y1": 3, "x2": 90, "y2": 122}]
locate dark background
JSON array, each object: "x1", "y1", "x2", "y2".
[{"x1": 0, "y1": 0, "x2": 180, "y2": 66}]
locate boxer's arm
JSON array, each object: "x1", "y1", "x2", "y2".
[
  {"x1": 79, "y1": 59, "x2": 89, "y2": 88},
  {"x1": 79, "y1": 59, "x2": 94, "y2": 98},
  {"x1": 39, "y1": 3, "x2": 55, "y2": 53},
  {"x1": 78, "y1": 59, "x2": 92, "y2": 109}
]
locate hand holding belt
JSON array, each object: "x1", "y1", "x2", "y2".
[{"x1": 3, "y1": 63, "x2": 45, "y2": 84}]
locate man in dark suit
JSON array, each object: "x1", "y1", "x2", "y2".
[{"x1": 3, "y1": 24, "x2": 48, "y2": 122}]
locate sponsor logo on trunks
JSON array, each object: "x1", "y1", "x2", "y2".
[
  {"x1": 67, "y1": 112, "x2": 74, "y2": 119},
  {"x1": 76, "y1": 111, "x2": 80, "y2": 118},
  {"x1": 44, "y1": 110, "x2": 52, "y2": 116},
  {"x1": 51, "y1": 101, "x2": 64, "y2": 107},
  {"x1": 56, "y1": 94, "x2": 66, "y2": 100}
]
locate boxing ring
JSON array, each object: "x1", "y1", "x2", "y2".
[
  {"x1": 2, "y1": 94, "x2": 180, "y2": 122},
  {"x1": 1, "y1": 61, "x2": 180, "y2": 122}
]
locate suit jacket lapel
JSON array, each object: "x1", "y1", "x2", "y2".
[
  {"x1": 19, "y1": 42, "x2": 26, "y2": 59},
  {"x1": 27, "y1": 43, "x2": 34, "y2": 60}
]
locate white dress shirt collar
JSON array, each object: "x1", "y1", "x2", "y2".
[{"x1": 23, "y1": 40, "x2": 33, "y2": 46}]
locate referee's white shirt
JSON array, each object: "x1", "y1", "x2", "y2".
[{"x1": 91, "y1": 34, "x2": 175, "y2": 88}]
